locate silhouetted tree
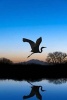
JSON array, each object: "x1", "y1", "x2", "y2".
[
  {"x1": 46, "y1": 51, "x2": 67, "y2": 63},
  {"x1": 0, "y1": 58, "x2": 13, "y2": 64}
]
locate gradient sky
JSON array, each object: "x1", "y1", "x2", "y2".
[{"x1": 0, "y1": 0, "x2": 67, "y2": 62}]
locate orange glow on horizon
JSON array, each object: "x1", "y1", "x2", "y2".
[
  {"x1": 0, "y1": 49, "x2": 48, "y2": 63},
  {"x1": 10, "y1": 52, "x2": 47, "y2": 63}
]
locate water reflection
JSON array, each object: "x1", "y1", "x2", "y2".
[
  {"x1": 48, "y1": 78, "x2": 67, "y2": 84},
  {"x1": 0, "y1": 79, "x2": 67, "y2": 100},
  {"x1": 23, "y1": 81, "x2": 46, "y2": 100}
]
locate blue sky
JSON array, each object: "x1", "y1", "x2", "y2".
[{"x1": 0, "y1": 0, "x2": 67, "y2": 62}]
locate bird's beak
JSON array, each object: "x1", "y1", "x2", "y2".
[
  {"x1": 42, "y1": 90, "x2": 46, "y2": 92},
  {"x1": 44, "y1": 90, "x2": 46, "y2": 91}
]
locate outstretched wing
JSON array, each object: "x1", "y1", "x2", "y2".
[
  {"x1": 23, "y1": 38, "x2": 35, "y2": 49},
  {"x1": 36, "y1": 37, "x2": 42, "y2": 47},
  {"x1": 36, "y1": 92, "x2": 42, "y2": 100}
]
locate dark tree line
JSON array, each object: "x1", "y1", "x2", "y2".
[
  {"x1": 46, "y1": 51, "x2": 67, "y2": 64},
  {"x1": 0, "y1": 58, "x2": 13, "y2": 64}
]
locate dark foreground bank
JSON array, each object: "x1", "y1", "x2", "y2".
[{"x1": 0, "y1": 63, "x2": 67, "y2": 81}]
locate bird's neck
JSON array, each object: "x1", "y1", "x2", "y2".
[
  {"x1": 39, "y1": 86, "x2": 44, "y2": 91},
  {"x1": 40, "y1": 47, "x2": 43, "y2": 53}
]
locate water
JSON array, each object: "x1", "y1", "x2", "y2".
[{"x1": 0, "y1": 79, "x2": 67, "y2": 100}]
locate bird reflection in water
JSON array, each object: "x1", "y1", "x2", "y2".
[{"x1": 23, "y1": 81, "x2": 46, "y2": 100}]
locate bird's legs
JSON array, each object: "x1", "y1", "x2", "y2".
[{"x1": 27, "y1": 53, "x2": 34, "y2": 58}]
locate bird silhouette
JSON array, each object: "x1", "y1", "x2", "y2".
[
  {"x1": 22, "y1": 37, "x2": 46, "y2": 58},
  {"x1": 23, "y1": 85, "x2": 45, "y2": 100}
]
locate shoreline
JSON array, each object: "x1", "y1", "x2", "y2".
[{"x1": 0, "y1": 63, "x2": 67, "y2": 81}]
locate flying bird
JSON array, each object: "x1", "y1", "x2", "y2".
[{"x1": 22, "y1": 37, "x2": 46, "y2": 58}]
